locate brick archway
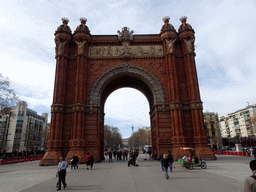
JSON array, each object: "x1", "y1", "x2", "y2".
[
  {"x1": 89, "y1": 63, "x2": 165, "y2": 107},
  {"x1": 40, "y1": 17, "x2": 215, "y2": 166}
]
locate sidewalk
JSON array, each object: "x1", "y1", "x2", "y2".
[{"x1": 0, "y1": 154, "x2": 252, "y2": 192}]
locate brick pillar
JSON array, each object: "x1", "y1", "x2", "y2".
[
  {"x1": 66, "y1": 39, "x2": 88, "y2": 163},
  {"x1": 179, "y1": 25, "x2": 215, "y2": 159},
  {"x1": 40, "y1": 29, "x2": 71, "y2": 165}
]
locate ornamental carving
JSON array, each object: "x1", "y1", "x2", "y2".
[
  {"x1": 117, "y1": 27, "x2": 134, "y2": 41},
  {"x1": 165, "y1": 39, "x2": 176, "y2": 53},
  {"x1": 89, "y1": 64, "x2": 165, "y2": 105},
  {"x1": 89, "y1": 45, "x2": 163, "y2": 58},
  {"x1": 183, "y1": 37, "x2": 195, "y2": 53},
  {"x1": 55, "y1": 39, "x2": 67, "y2": 55},
  {"x1": 75, "y1": 39, "x2": 86, "y2": 54}
]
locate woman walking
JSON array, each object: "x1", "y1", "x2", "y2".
[{"x1": 162, "y1": 154, "x2": 170, "y2": 179}]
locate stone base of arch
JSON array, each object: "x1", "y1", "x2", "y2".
[{"x1": 39, "y1": 150, "x2": 62, "y2": 166}]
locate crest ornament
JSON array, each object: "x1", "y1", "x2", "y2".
[{"x1": 117, "y1": 27, "x2": 134, "y2": 41}]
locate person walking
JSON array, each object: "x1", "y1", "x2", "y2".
[
  {"x1": 122, "y1": 150, "x2": 126, "y2": 161},
  {"x1": 148, "y1": 149, "x2": 152, "y2": 160},
  {"x1": 162, "y1": 154, "x2": 170, "y2": 179},
  {"x1": 167, "y1": 151, "x2": 174, "y2": 172},
  {"x1": 160, "y1": 153, "x2": 164, "y2": 171},
  {"x1": 56, "y1": 157, "x2": 67, "y2": 191},
  {"x1": 90, "y1": 155, "x2": 94, "y2": 170},
  {"x1": 85, "y1": 153, "x2": 91, "y2": 170},
  {"x1": 108, "y1": 151, "x2": 113, "y2": 163},
  {"x1": 244, "y1": 160, "x2": 256, "y2": 192},
  {"x1": 253, "y1": 148, "x2": 256, "y2": 160},
  {"x1": 72, "y1": 154, "x2": 79, "y2": 169}
]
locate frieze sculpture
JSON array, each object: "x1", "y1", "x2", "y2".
[
  {"x1": 183, "y1": 37, "x2": 195, "y2": 53},
  {"x1": 117, "y1": 27, "x2": 134, "y2": 41},
  {"x1": 165, "y1": 39, "x2": 176, "y2": 53},
  {"x1": 75, "y1": 40, "x2": 86, "y2": 54},
  {"x1": 89, "y1": 45, "x2": 163, "y2": 57},
  {"x1": 55, "y1": 40, "x2": 67, "y2": 55}
]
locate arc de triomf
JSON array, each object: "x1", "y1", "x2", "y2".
[{"x1": 40, "y1": 16, "x2": 215, "y2": 165}]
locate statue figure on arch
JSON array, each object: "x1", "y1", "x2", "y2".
[
  {"x1": 75, "y1": 40, "x2": 86, "y2": 55},
  {"x1": 183, "y1": 37, "x2": 195, "y2": 53},
  {"x1": 165, "y1": 39, "x2": 176, "y2": 53},
  {"x1": 55, "y1": 40, "x2": 68, "y2": 55}
]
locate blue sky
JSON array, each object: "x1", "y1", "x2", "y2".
[{"x1": 1, "y1": 0, "x2": 256, "y2": 138}]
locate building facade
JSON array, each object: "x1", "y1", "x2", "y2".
[
  {"x1": 203, "y1": 112, "x2": 222, "y2": 149},
  {"x1": 40, "y1": 17, "x2": 215, "y2": 165},
  {"x1": 219, "y1": 104, "x2": 256, "y2": 139},
  {"x1": 0, "y1": 101, "x2": 48, "y2": 156}
]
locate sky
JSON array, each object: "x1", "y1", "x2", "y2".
[{"x1": 1, "y1": 0, "x2": 256, "y2": 138}]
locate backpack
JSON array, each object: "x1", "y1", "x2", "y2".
[{"x1": 251, "y1": 175, "x2": 256, "y2": 180}]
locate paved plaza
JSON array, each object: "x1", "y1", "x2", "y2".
[{"x1": 0, "y1": 154, "x2": 254, "y2": 192}]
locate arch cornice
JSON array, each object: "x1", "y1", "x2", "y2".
[{"x1": 89, "y1": 63, "x2": 165, "y2": 106}]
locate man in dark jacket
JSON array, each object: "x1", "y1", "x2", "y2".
[
  {"x1": 108, "y1": 151, "x2": 113, "y2": 163},
  {"x1": 162, "y1": 154, "x2": 170, "y2": 179},
  {"x1": 167, "y1": 151, "x2": 174, "y2": 172},
  {"x1": 72, "y1": 154, "x2": 79, "y2": 169}
]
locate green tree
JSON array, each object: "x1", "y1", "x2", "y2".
[{"x1": 104, "y1": 125, "x2": 123, "y2": 150}]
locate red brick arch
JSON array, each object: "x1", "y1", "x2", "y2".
[{"x1": 40, "y1": 18, "x2": 215, "y2": 166}]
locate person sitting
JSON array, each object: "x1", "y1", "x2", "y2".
[{"x1": 187, "y1": 154, "x2": 193, "y2": 163}]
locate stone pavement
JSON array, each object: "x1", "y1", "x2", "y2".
[{"x1": 0, "y1": 154, "x2": 254, "y2": 192}]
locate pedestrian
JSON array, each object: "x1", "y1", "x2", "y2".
[
  {"x1": 148, "y1": 149, "x2": 152, "y2": 160},
  {"x1": 122, "y1": 150, "x2": 126, "y2": 161},
  {"x1": 113, "y1": 150, "x2": 117, "y2": 159},
  {"x1": 162, "y1": 154, "x2": 170, "y2": 179},
  {"x1": 167, "y1": 151, "x2": 174, "y2": 172},
  {"x1": 108, "y1": 151, "x2": 113, "y2": 163},
  {"x1": 244, "y1": 160, "x2": 256, "y2": 192},
  {"x1": 72, "y1": 154, "x2": 79, "y2": 169},
  {"x1": 125, "y1": 150, "x2": 129, "y2": 161},
  {"x1": 253, "y1": 148, "x2": 256, "y2": 160},
  {"x1": 85, "y1": 153, "x2": 91, "y2": 170},
  {"x1": 90, "y1": 155, "x2": 94, "y2": 170},
  {"x1": 160, "y1": 153, "x2": 164, "y2": 171},
  {"x1": 56, "y1": 157, "x2": 67, "y2": 191}
]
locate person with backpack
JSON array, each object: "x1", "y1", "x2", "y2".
[
  {"x1": 167, "y1": 151, "x2": 174, "y2": 172},
  {"x1": 244, "y1": 160, "x2": 256, "y2": 192},
  {"x1": 162, "y1": 154, "x2": 170, "y2": 179}
]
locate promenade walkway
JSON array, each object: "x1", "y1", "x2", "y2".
[{"x1": 0, "y1": 154, "x2": 253, "y2": 192}]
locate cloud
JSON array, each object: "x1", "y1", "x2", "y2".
[{"x1": 1, "y1": 0, "x2": 256, "y2": 137}]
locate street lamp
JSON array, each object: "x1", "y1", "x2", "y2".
[{"x1": 132, "y1": 125, "x2": 134, "y2": 150}]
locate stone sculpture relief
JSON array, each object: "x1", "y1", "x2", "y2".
[
  {"x1": 75, "y1": 40, "x2": 86, "y2": 54},
  {"x1": 55, "y1": 40, "x2": 67, "y2": 55},
  {"x1": 183, "y1": 37, "x2": 195, "y2": 53},
  {"x1": 165, "y1": 39, "x2": 176, "y2": 53},
  {"x1": 117, "y1": 27, "x2": 134, "y2": 41},
  {"x1": 89, "y1": 45, "x2": 163, "y2": 57}
]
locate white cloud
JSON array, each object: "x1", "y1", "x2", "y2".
[{"x1": 1, "y1": 0, "x2": 256, "y2": 137}]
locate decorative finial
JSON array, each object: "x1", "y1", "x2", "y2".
[
  {"x1": 80, "y1": 17, "x2": 87, "y2": 24},
  {"x1": 62, "y1": 17, "x2": 69, "y2": 24},
  {"x1": 180, "y1": 16, "x2": 187, "y2": 23},
  {"x1": 163, "y1": 16, "x2": 170, "y2": 23}
]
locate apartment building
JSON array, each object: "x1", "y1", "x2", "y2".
[
  {"x1": 219, "y1": 104, "x2": 256, "y2": 138},
  {"x1": 0, "y1": 101, "x2": 48, "y2": 156},
  {"x1": 203, "y1": 112, "x2": 222, "y2": 148}
]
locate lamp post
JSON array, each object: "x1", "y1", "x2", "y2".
[{"x1": 132, "y1": 125, "x2": 134, "y2": 150}]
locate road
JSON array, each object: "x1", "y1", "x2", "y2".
[{"x1": 0, "y1": 154, "x2": 253, "y2": 192}]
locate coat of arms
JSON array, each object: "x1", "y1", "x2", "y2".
[{"x1": 117, "y1": 27, "x2": 134, "y2": 41}]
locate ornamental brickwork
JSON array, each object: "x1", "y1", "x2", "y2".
[{"x1": 40, "y1": 16, "x2": 215, "y2": 166}]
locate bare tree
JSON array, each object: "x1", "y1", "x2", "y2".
[
  {"x1": 104, "y1": 125, "x2": 123, "y2": 150},
  {"x1": 0, "y1": 73, "x2": 19, "y2": 115},
  {"x1": 128, "y1": 128, "x2": 151, "y2": 148}
]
